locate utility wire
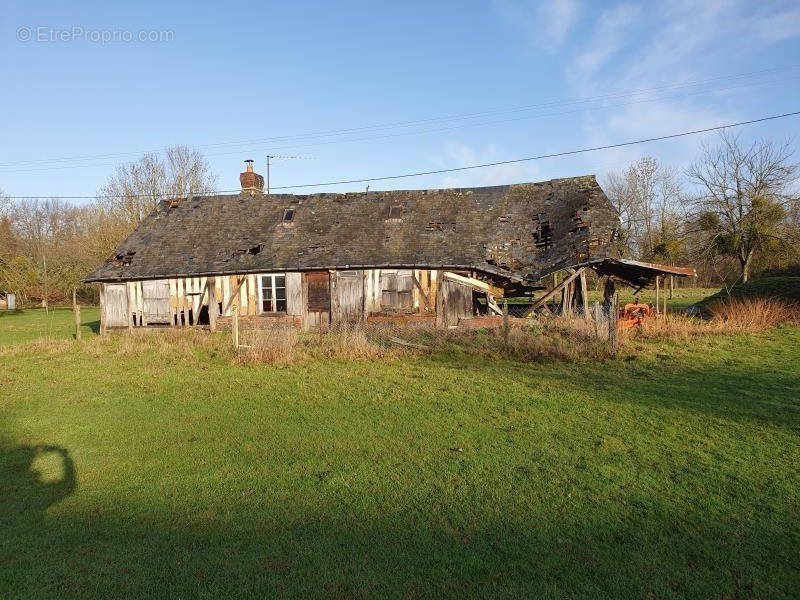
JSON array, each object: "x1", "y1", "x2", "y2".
[
  {"x1": 0, "y1": 64, "x2": 798, "y2": 169},
  {"x1": 3, "y1": 110, "x2": 799, "y2": 200},
  {"x1": 2, "y1": 74, "x2": 798, "y2": 175},
  {"x1": 269, "y1": 111, "x2": 800, "y2": 189}
]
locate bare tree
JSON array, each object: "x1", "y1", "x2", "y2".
[
  {"x1": 687, "y1": 131, "x2": 799, "y2": 282},
  {"x1": 604, "y1": 157, "x2": 684, "y2": 260},
  {"x1": 97, "y1": 146, "x2": 217, "y2": 226}
]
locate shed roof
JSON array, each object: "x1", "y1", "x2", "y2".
[{"x1": 86, "y1": 175, "x2": 621, "y2": 285}]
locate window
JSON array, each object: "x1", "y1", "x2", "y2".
[
  {"x1": 260, "y1": 274, "x2": 287, "y2": 313},
  {"x1": 283, "y1": 208, "x2": 295, "y2": 222},
  {"x1": 387, "y1": 206, "x2": 402, "y2": 221}
]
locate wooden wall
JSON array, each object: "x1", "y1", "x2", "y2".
[
  {"x1": 101, "y1": 272, "x2": 303, "y2": 329},
  {"x1": 100, "y1": 268, "x2": 468, "y2": 331},
  {"x1": 435, "y1": 277, "x2": 473, "y2": 328}
]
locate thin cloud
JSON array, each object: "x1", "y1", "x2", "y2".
[{"x1": 493, "y1": 0, "x2": 581, "y2": 49}]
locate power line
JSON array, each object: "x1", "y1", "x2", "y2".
[
  {"x1": 2, "y1": 73, "x2": 798, "y2": 176},
  {"x1": 268, "y1": 111, "x2": 800, "y2": 190},
  {"x1": 0, "y1": 64, "x2": 797, "y2": 170},
  {"x1": 3, "y1": 110, "x2": 798, "y2": 200}
]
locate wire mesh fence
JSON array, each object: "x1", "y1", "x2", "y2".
[{"x1": 232, "y1": 302, "x2": 621, "y2": 364}]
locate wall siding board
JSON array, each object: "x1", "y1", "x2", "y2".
[
  {"x1": 247, "y1": 274, "x2": 257, "y2": 316},
  {"x1": 286, "y1": 272, "x2": 302, "y2": 316}
]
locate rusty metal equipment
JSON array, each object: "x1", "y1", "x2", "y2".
[{"x1": 619, "y1": 302, "x2": 653, "y2": 329}]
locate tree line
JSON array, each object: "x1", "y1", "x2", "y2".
[
  {"x1": 603, "y1": 131, "x2": 798, "y2": 284},
  {"x1": 0, "y1": 146, "x2": 216, "y2": 306},
  {"x1": 1, "y1": 133, "x2": 798, "y2": 306}
]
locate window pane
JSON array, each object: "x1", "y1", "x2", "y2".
[
  {"x1": 275, "y1": 275, "x2": 286, "y2": 287},
  {"x1": 262, "y1": 299, "x2": 273, "y2": 312},
  {"x1": 276, "y1": 299, "x2": 287, "y2": 312},
  {"x1": 275, "y1": 287, "x2": 286, "y2": 300}
]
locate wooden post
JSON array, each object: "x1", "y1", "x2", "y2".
[
  {"x1": 232, "y1": 304, "x2": 239, "y2": 348},
  {"x1": 99, "y1": 283, "x2": 107, "y2": 335},
  {"x1": 609, "y1": 292, "x2": 619, "y2": 352},
  {"x1": 603, "y1": 277, "x2": 617, "y2": 351},
  {"x1": 655, "y1": 276, "x2": 660, "y2": 316},
  {"x1": 72, "y1": 289, "x2": 81, "y2": 341},
  {"x1": 579, "y1": 269, "x2": 589, "y2": 318},
  {"x1": 208, "y1": 278, "x2": 218, "y2": 333},
  {"x1": 669, "y1": 275, "x2": 674, "y2": 300},
  {"x1": 593, "y1": 302, "x2": 602, "y2": 339},
  {"x1": 501, "y1": 299, "x2": 510, "y2": 348},
  {"x1": 561, "y1": 279, "x2": 574, "y2": 316}
]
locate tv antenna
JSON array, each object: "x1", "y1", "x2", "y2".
[{"x1": 265, "y1": 154, "x2": 314, "y2": 194}]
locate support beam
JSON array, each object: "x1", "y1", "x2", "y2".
[
  {"x1": 441, "y1": 271, "x2": 504, "y2": 298},
  {"x1": 411, "y1": 273, "x2": 432, "y2": 311},
  {"x1": 208, "y1": 278, "x2": 218, "y2": 332},
  {"x1": 579, "y1": 269, "x2": 589, "y2": 317},
  {"x1": 523, "y1": 268, "x2": 584, "y2": 317},
  {"x1": 222, "y1": 275, "x2": 247, "y2": 316},
  {"x1": 486, "y1": 295, "x2": 503, "y2": 316},
  {"x1": 655, "y1": 276, "x2": 661, "y2": 316}
]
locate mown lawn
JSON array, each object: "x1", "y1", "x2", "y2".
[
  {"x1": 1, "y1": 310, "x2": 799, "y2": 599},
  {"x1": 0, "y1": 307, "x2": 100, "y2": 344}
]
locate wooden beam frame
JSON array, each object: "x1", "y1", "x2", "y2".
[
  {"x1": 441, "y1": 271, "x2": 504, "y2": 298},
  {"x1": 222, "y1": 275, "x2": 247, "y2": 316},
  {"x1": 523, "y1": 268, "x2": 584, "y2": 317},
  {"x1": 410, "y1": 273, "x2": 432, "y2": 311}
]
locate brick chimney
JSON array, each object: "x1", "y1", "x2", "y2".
[{"x1": 240, "y1": 159, "x2": 264, "y2": 195}]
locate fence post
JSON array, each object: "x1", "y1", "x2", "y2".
[
  {"x1": 72, "y1": 288, "x2": 81, "y2": 341},
  {"x1": 609, "y1": 292, "x2": 619, "y2": 352},
  {"x1": 501, "y1": 299, "x2": 510, "y2": 348},
  {"x1": 655, "y1": 276, "x2": 660, "y2": 315},
  {"x1": 593, "y1": 302, "x2": 602, "y2": 339},
  {"x1": 232, "y1": 304, "x2": 239, "y2": 348}
]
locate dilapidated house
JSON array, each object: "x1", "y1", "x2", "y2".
[{"x1": 84, "y1": 162, "x2": 694, "y2": 332}]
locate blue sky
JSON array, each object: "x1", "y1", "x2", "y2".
[{"x1": 1, "y1": 0, "x2": 799, "y2": 200}]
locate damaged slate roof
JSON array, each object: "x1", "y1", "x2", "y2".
[{"x1": 85, "y1": 175, "x2": 620, "y2": 284}]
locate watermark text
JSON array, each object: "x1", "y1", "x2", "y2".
[{"x1": 17, "y1": 26, "x2": 174, "y2": 44}]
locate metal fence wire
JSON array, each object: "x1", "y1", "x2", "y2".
[{"x1": 233, "y1": 299, "x2": 621, "y2": 362}]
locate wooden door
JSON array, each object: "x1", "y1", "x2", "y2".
[
  {"x1": 103, "y1": 284, "x2": 129, "y2": 328},
  {"x1": 380, "y1": 269, "x2": 414, "y2": 312},
  {"x1": 332, "y1": 270, "x2": 364, "y2": 324},
  {"x1": 142, "y1": 280, "x2": 171, "y2": 324},
  {"x1": 303, "y1": 271, "x2": 331, "y2": 330}
]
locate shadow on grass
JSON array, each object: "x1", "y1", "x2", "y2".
[
  {"x1": 0, "y1": 435, "x2": 797, "y2": 599},
  {"x1": 426, "y1": 346, "x2": 800, "y2": 433},
  {"x1": 85, "y1": 320, "x2": 100, "y2": 335}
]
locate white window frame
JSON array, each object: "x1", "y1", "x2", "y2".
[{"x1": 258, "y1": 273, "x2": 287, "y2": 314}]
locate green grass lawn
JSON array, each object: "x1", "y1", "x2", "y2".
[
  {"x1": 586, "y1": 286, "x2": 715, "y2": 311},
  {"x1": 0, "y1": 307, "x2": 100, "y2": 344},
  {"x1": 1, "y1": 310, "x2": 799, "y2": 599}
]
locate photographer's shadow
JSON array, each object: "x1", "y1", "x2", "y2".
[{"x1": 0, "y1": 441, "x2": 76, "y2": 526}]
